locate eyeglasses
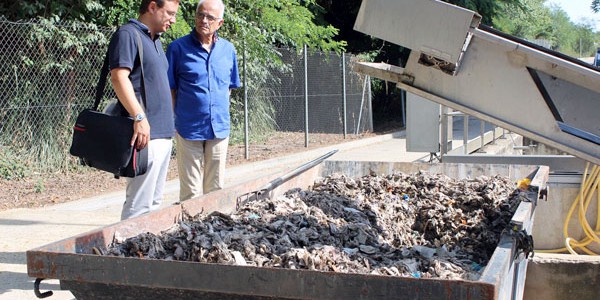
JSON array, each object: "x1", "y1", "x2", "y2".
[{"x1": 196, "y1": 11, "x2": 221, "y2": 23}]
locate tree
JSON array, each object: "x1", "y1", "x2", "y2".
[
  {"x1": 549, "y1": 6, "x2": 577, "y2": 52},
  {"x1": 493, "y1": 0, "x2": 553, "y2": 40},
  {"x1": 493, "y1": 0, "x2": 598, "y2": 57},
  {"x1": 446, "y1": 0, "x2": 524, "y2": 25},
  {"x1": 570, "y1": 23, "x2": 597, "y2": 57},
  {"x1": 0, "y1": 1, "x2": 104, "y2": 22}
]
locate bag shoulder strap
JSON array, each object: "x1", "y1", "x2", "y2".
[
  {"x1": 93, "y1": 24, "x2": 147, "y2": 111},
  {"x1": 92, "y1": 52, "x2": 110, "y2": 110},
  {"x1": 133, "y1": 29, "x2": 147, "y2": 111}
]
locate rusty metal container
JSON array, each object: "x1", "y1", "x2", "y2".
[{"x1": 27, "y1": 161, "x2": 547, "y2": 300}]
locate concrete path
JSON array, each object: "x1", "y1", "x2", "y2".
[{"x1": 0, "y1": 129, "x2": 513, "y2": 299}]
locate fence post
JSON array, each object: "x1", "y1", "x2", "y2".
[
  {"x1": 400, "y1": 89, "x2": 406, "y2": 127},
  {"x1": 477, "y1": 119, "x2": 486, "y2": 153},
  {"x1": 304, "y1": 44, "x2": 309, "y2": 147},
  {"x1": 356, "y1": 74, "x2": 369, "y2": 135},
  {"x1": 440, "y1": 106, "x2": 449, "y2": 158},
  {"x1": 342, "y1": 52, "x2": 347, "y2": 139},
  {"x1": 367, "y1": 77, "x2": 373, "y2": 132},
  {"x1": 500, "y1": 128, "x2": 507, "y2": 139},
  {"x1": 463, "y1": 115, "x2": 469, "y2": 154},
  {"x1": 243, "y1": 40, "x2": 249, "y2": 159}
]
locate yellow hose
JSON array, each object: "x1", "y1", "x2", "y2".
[
  {"x1": 564, "y1": 164, "x2": 600, "y2": 255},
  {"x1": 538, "y1": 163, "x2": 600, "y2": 255},
  {"x1": 575, "y1": 166, "x2": 600, "y2": 252}
]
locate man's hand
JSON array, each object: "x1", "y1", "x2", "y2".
[
  {"x1": 110, "y1": 68, "x2": 150, "y2": 149},
  {"x1": 132, "y1": 119, "x2": 150, "y2": 149}
]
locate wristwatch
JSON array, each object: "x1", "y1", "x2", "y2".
[{"x1": 134, "y1": 113, "x2": 145, "y2": 122}]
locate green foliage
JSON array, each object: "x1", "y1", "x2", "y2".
[
  {"x1": 34, "y1": 177, "x2": 46, "y2": 193},
  {"x1": 1, "y1": 0, "x2": 346, "y2": 64},
  {"x1": 246, "y1": 0, "x2": 344, "y2": 51},
  {"x1": 570, "y1": 23, "x2": 597, "y2": 57},
  {"x1": 493, "y1": 0, "x2": 598, "y2": 57},
  {"x1": 0, "y1": 1, "x2": 104, "y2": 22},
  {"x1": 228, "y1": 87, "x2": 277, "y2": 144},
  {"x1": 0, "y1": 18, "x2": 110, "y2": 173},
  {"x1": 96, "y1": 0, "x2": 139, "y2": 26},
  {"x1": 442, "y1": 0, "x2": 524, "y2": 26},
  {"x1": 493, "y1": 0, "x2": 553, "y2": 40},
  {"x1": 0, "y1": 147, "x2": 28, "y2": 180},
  {"x1": 97, "y1": 0, "x2": 194, "y2": 38},
  {"x1": 221, "y1": 0, "x2": 345, "y2": 71}
]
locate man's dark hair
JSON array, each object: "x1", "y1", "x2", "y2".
[{"x1": 139, "y1": 0, "x2": 179, "y2": 14}]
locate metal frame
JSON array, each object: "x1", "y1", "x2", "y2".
[
  {"x1": 442, "y1": 155, "x2": 587, "y2": 173},
  {"x1": 480, "y1": 166, "x2": 548, "y2": 300},
  {"x1": 406, "y1": 92, "x2": 440, "y2": 153},
  {"x1": 352, "y1": 0, "x2": 600, "y2": 165},
  {"x1": 28, "y1": 161, "x2": 544, "y2": 300}
]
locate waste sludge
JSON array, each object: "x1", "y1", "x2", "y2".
[{"x1": 104, "y1": 171, "x2": 522, "y2": 280}]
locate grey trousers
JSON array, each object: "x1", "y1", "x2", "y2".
[{"x1": 121, "y1": 138, "x2": 173, "y2": 220}]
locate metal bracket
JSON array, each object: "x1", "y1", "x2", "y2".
[
  {"x1": 509, "y1": 229, "x2": 534, "y2": 262},
  {"x1": 428, "y1": 152, "x2": 441, "y2": 163},
  {"x1": 539, "y1": 187, "x2": 548, "y2": 201},
  {"x1": 34, "y1": 278, "x2": 53, "y2": 299}
]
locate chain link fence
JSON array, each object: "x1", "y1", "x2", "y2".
[
  {"x1": 0, "y1": 17, "x2": 112, "y2": 178},
  {"x1": 263, "y1": 48, "x2": 371, "y2": 135},
  {"x1": 0, "y1": 18, "x2": 371, "y2": 177}
]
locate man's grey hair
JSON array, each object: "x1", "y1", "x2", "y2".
[{"x1": 197, "y1": 0, "x2": 225, "y2": 18}]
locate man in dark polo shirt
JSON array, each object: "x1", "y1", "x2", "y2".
[
  {"x1": 167, "y1": 0, "x2": 241, "y2": 202},
  {"x1": 108, "y1": 0, "x2": 179, "y2": 220}
]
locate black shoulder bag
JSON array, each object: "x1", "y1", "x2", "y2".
[{"x1": 69, "y1": 27, "x2": 148, "y2": 178}]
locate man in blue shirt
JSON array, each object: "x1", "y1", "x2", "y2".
[
  {"x1": 167, "y1": 0, "x2": 241, "y2": 201},
  {"x1": 109, "y1": 0, "x2": 179, "y2": 219}
]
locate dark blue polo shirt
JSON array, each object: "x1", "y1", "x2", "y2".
[
  {"x1": 107, "y1": 19, "x2": 175, "y2": 139},
  {"x1": 166, "y1": 29, "x2": 241, "y2": 140}
]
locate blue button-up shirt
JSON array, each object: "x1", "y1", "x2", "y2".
[{"x1": 167, "y1": 29, "x2": 241, "y2": 140}]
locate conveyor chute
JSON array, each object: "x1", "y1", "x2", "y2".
[{"x1": 353, "y1": 0, "x2": 600, "y2": 165}]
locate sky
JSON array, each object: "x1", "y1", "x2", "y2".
[{"x1": 545, "y1": 0, "x2": 600, "y2": 31}]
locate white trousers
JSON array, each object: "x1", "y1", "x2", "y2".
[
  {"x1": 121, "y1": 138, "x2": 173, "y2": 220},
  {"x1": 176, "y1": 133, "x2": 228, "y2": 201}
]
